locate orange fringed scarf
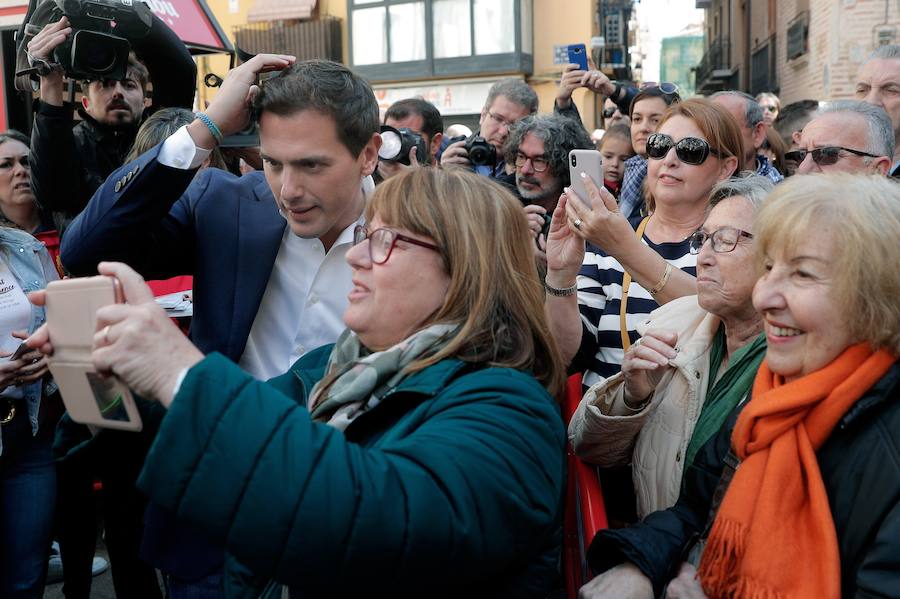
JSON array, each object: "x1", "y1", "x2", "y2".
[{"x1": 697, "y1": 343, "x2": 896, "y2": 599}]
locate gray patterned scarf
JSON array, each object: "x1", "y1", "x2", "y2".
[{"x1": 308, "y1": 324, "x2": 458, "y2": 430}]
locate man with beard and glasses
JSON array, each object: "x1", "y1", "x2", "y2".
[
  {"x1": 503, "y1": 113, "x2": 593, "y2": 260},
  {"x1": 60, "y1": 56, "x2": 380, "y2": 597},
  {"x1": 26, "y1": 16, "x2": 195, "y2": 231}
]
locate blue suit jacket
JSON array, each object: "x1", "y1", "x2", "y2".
[
  {"x1": 61, "y1": 141, "x2": 286, "y2": 362},
  {"x1": 61, "y1": 142, "x2": 287, "y2": 578}
]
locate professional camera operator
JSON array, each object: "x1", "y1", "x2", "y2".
[
  {"x1": 376, "y1": 97, "x2": 443, "y2": 181},
  {"x1": 26, "y1": 15, "x2": 195, "y2": 231},
  {"x1": 440, "y1": 78, "x2": 537, "y2": 178}
]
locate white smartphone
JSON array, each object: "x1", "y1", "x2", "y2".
[
  {"x1": 568, "y1": 149, "x2": 603, "y2": 206},
  {"x1": 45, "y1": 276, "x2": 142, "y2": 432}
]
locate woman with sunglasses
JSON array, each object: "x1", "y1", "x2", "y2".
[
  {"x1": 577, "y1": 173, "x2": 900, "y2": 599},
  {"x1": 546, "y1": 98, "x2": 743, "y2": 393},
  {"x1": 29, "y1": 167, "x2": 567, "y2": 597},
  {"x1": 568, "y1": 175, "x2": 773, "y2": 520}
]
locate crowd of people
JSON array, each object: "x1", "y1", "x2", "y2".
[{"x1": 0, "y1": 13, "x2": 897, "y2": 599}]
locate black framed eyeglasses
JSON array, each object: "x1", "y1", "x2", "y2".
[
  {"x1": 646, "y1": 133, "x2": 723, "y2": 165},
  {"x1": 601, "y1": 107, "x2": 617, "y2": 119},
  {"x1": 353, "y1": 225, "x2": 440, "y2": 264},
  {"x1": 783, "y1": 146, "x2": 879, "y2": 167},
  {"x1": 688, "y1": 227, "x2": 754, "y2": 255},
  {"x1": 639, "y1": 81, "x2": 679, "y2": 95},
  {"x1": 514, "y1": 152, "x2": 550, "y2": 172}
]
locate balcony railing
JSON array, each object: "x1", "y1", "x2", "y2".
[
  {"x1": 233, "y1": 16, "x2": 342, "y2": 63},
  {"x1": 751, "y1": 35, "x2": 777, "y2": 95},
  {"x1": 694, "y1": 37, "x2": 731, "y2": 92}
]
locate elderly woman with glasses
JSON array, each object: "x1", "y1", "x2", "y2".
[
  {"x1": 545, "y1": 98, "x2": 744, "y2": 394},
  {"x1": 568, "y1": 175, "x2": 773, "y2": 520},
  {"x1": 578, "y1": 173, "x2": 900, "y2": 599},
  {"x1": 29, "y1": 167, "x2": 567, "y2": 597}
]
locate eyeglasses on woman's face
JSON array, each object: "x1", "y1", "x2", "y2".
[
  {"x1": 353, "y1": 225, "x2": 440, "y2": 264},
  {"x1": 783, "y1": 146, "x2": 879, "y2": 167},
  {"x1": 602, "y1": 107, "x2": 617, "y2": 119},
  {"x1": 646, "y1": 133, "x2": 723, "y2": 165},
  {"x1": 688, "y1": 226, "x2": 754, "y2": 254}
]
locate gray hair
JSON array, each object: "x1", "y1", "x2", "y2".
[
  {"x1": 503, "y1": 113, "x2": 594, "y2": 186},
  {"x1": 708, "y1": 172, "x2": 774, "y2": 214},
  {"x1": 868, "y1": 44, "x2": 900, "y2": 61},
  {"x1": 484, "y1": 78, "x2": 539, "y2": 115},
  {"x1": 819, "y1": 99, "x2": 894, "y2": 159},
  {"x1": 711, "y1": 90, "x2": 765, "y2": 128}
]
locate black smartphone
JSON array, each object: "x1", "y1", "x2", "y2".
[{"x1": 9, "y1": 341, "x2": 30, "y2": 361}]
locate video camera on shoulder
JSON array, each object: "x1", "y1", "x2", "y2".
[
  {"x1": 448, "y1": 134, "x2": 497, "y2": 168},
  {"x1": 379, "y1": 125, "x2": 427, "y2": 166},
  {"x1": 16, "y1": 0, "x2": 153, "y2": 85}
]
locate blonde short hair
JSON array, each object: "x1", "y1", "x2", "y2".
[
  {"x1": 366, "y1": 168, "x2": 565, "y2": 395},
  {"x1": 754, "y1": 173, "x2": 900, "y2": 352}
]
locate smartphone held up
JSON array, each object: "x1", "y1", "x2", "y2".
[
  {"x1": 568, "y1": 149, "x2": 603, "y2": 207},
  {"x1": 45, "y1": 275, "x2": 142, "y2": 431}
]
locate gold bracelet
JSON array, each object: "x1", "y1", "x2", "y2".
[{"x1": 649, "y1": 263, "x2": 673, "y2": 296}]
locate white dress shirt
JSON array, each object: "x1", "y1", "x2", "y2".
[{"x1": 158, "y1": 125, "x2": 368, "y2": 381}]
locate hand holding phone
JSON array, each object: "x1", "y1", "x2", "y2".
[{"x1": 45, "y1": 276, "x2": 142, "y2": 431}]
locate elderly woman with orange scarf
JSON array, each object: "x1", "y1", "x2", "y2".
[{"x1": 578, "y1": 173, "x2": 900, "y2": 599}]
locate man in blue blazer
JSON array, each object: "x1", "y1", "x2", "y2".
[{"x1": 60, "y1": 55, "x2": 382, "y2": 596}]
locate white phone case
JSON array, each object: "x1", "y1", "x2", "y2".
[{"x1": 568, "y1": 149, "x2": 603, "y2": 206}]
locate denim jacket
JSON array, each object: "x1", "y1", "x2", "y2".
[{"x1": 0, "y1": 226, "x2": 59, "y2": 455}]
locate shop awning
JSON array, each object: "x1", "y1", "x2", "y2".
[
  {"x1": 247, "y1": 0, "x2": 316, "y2": 23},
  {"x1": 0, "y1": 0, "x2": 231, "y2": 54}
]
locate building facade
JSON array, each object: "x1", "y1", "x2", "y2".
[
  {"x1": 695, "y1": 0, "x2": 899, "y2": 103},
  {"x1": 200, "y1": 0, "x2": 643, "y2": 131}
]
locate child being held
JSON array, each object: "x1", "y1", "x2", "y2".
[{"x1": 596, "y1": 124, "x2": 635, "y2": 198}]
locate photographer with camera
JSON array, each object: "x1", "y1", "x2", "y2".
[
  {"x1": 376, "y1": 98, "x2": 443, "y2": 182},
  {"x1": 25, "y1": 12, "x2": 196, "y2": 232},
  {"x1": 440, "y1": 78, "x2": 537, "y2": 178}
]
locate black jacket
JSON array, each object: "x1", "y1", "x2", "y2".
[
  {"x1": 589, "y1": 362, "x2": 900, "y2": 598},
  {"x1": 31, "y1": 105, "x2": 138, "y2": 232}
]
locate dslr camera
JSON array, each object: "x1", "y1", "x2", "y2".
[
  {"x1": 18, "y1": 0, "x2": 153, "y2": 84},
  {"x1": 463, "y1": 135, "x2": 496, "y2": 167},
  {"x1": 379, "y1": 125, "x2": 427, "y2": 166},
  {"x1": 448, "y1": 134, "x2": 497, "y2": 168}
]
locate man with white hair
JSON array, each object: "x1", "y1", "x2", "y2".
[
  {"x1": 855, "y1": 45, "x2": 900, "y2": 176},
  {"x1": 788, "y1": 100, "x2": 893, "y2": 176}
]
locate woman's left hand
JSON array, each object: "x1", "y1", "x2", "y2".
[
  {"x1": 7, "y1": 330, "x2": 49, "y2": 385},
  {"x1": 564, "y1": 173, "x2": 634, "y2": 256},
  {"x1": 665, "y1": 563, "x2": 709, "y2": 599},
  {"x1": 89, "y1": 262, "x2": 204, "y2": 407}
]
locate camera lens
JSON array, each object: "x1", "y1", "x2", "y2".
[
  {"x1": 378, "y1": 130, "x2": 403, "y2": 161},
  {"x1": 571, "y1": 155, "x2": 577, "y2": 166}
]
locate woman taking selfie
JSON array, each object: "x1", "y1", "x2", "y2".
[
  {"x1": 32, "y1": 167, "x2": 567, "y2": 597},
  {"x1": 579, "y1": 174, "x2": 900, "y2": 599},
  {"x1": 545, "y1": 98, "x2": 743, "y2": 390}
]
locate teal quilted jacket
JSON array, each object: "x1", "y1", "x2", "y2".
[{"x1": 137, "y1": 346, "x2": 566, "y2": 597}]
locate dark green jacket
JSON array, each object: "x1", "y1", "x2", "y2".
[{"x1": 138, "y1": 347, "x2": 566, "y2": 597}]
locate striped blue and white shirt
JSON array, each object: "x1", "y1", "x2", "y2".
[{"x1": 572, "y1": 226, "x2": 697, "y2": 389}]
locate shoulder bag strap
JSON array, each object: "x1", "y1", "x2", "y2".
[{"x1": 619, "y1": 216, "x2": 651, "y2": 352}]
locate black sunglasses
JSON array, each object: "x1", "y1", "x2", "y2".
[
  {"x1": 646, "y1": 133, "x2": 722, "y2": 165},
  {"x1": 784, "y1": 146, "x2": 879, "y2": 167},
  {"x1": 602, "y1": 107, "x2": 617, "y2": 119}
]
